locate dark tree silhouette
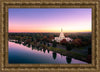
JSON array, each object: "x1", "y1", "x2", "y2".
[
  {"x1": 66, "y1": 43, "x2": 72, "y2": 51},
  {"x1": 43, "y1": 49, "x2": 46, "y2": 53},
  {"x1": 52, "y1": 52, "x2": 57, "y2": 60},
  {"x1": 66, "y1": 56, "x2": 72, "y2": 64},
  {"x1": 52, "y1": 40, "x2": 57, "y2": 47},
  {"x1": 47, "y1": 50, "x2": 50, "y2": 53}
]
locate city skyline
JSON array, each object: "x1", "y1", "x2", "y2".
[{"x1": 9, "y1": 8, "x2": 92, "y2": 33}]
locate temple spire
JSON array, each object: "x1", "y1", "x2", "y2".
[
  {"x1": 61, "y1": 28, "x2": 62, "y2": 32},
  {"x1": 59, "y1": 28, "x2": 65, "y2": 38}
]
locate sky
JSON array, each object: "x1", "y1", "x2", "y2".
[{"x1": 8, "y1": 8, "x2": 92, "y2": 33}]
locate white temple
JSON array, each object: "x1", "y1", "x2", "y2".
[{"x1": 53, "y1": 28, "x2": 73, "y2": 42}]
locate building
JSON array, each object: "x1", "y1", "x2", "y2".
[{"x1": 53, "y1": 28, "x2": 73, "y2": 42}]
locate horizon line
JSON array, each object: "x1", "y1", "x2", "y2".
[{"x1": 8, "y1": 32, "x2": 92, "y2": 33}]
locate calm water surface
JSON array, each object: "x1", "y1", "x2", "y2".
[{"x1": 8, "y1": 41, "x2": 87, "y2": 64}]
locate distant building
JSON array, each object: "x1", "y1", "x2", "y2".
[{"x1": 53, "y1": 28, "x2": 73, "y2": 42}]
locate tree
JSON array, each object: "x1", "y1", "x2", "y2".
[
  {"x1": 43, "y1": 41, "x2": 46, "y2": 45},
  {"x1": 47, "y1": 43, "x2": 50, "y2": 47},
  {"x1": 25, "y1": 39, "x2": 31, "y2": 44},
  {"x1": 40, "y1": 41, "x2": 42, "y2": 44},
  {"x1": 31, "y1": 37, "x2": 34, "y2": 41},
  {"x1": 60, "y1": 39, "x2": 67, "y2": 45},
  {"x1": 42, "y1": 36, "x2": 47, "y2": 42},
  {"x1": 52, "y1": 40, "x2": 57, "y2": 47},
  {"x1": 66, "y1": 43, "x2": 72, "y2": 51},
  {"x1": 72, "y1": 38, "x2": 82, "y2": 47},
  {"x1": 49, "y1": 35, "x2": 54, "y2": 39}
]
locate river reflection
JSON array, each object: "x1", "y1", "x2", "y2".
[
  {"x1": 66, "y1": 56, "x2": 72, "y2": 64},
  {"x1": 8, "y1": 41, "x2": 87, "y2": 64},
  {"x1": 52, "y1": 52, "x2": 57, "y2": 60},
  {"x1": 47, "y1": 50, "x2": 50, "y2": 53},
  {"x1": 43, "y1": 49, "x2": 46, "y2": 53}
]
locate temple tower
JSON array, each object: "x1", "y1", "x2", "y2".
[{"x1": 59, "y1": 28, "x2": 65, "y2": 39}]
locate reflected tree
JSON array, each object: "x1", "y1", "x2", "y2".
[
  {"x1": 43, "y1": 49, "x2": 46, "y2": 53},
  {"x1": 60, "y1": 53, "x2": 63, "y2": 58},
  {"x1": 27, "y1": 44, "x2": 31, "y2": 48},
  {"x1": 39, "y1": 48, "x2": 42, "y2": 51},
  {"x1": 47, "y1": 50, "x2": 50, "y2": 53},
  {"x1": 32, "y1": 47, "x2": 34, "y2": 50},
  {"x1": 23, "y1": 43, "x2": 27, "y2": 46},
  {"x1": 52, "y1": 52, "x2": 57, "y2": 60},
  {"x1": 32, "y1": 45, "x2": 34, "y2": 50},
  {"x1": 17, "y1": 41, "x2": 21, "y2": 44},
  {"x1": 66, "y1": 56, "x2": 72, "y2": 64}
]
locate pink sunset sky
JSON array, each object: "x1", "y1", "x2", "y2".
[{"x1": 8, "y1": 8, "x2": 92, "y2": 33}]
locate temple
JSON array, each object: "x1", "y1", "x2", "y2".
[{"x1": 53, "y1": 28, "x2": 73, "y2": 42}]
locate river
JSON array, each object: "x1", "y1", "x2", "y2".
[{"x1": 8, "y1": 41, "x2": 87, "y2": 64}]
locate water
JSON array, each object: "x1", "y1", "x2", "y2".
[{"x1": 8, "y1": 41, "x2": 87, "y2": 64}]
